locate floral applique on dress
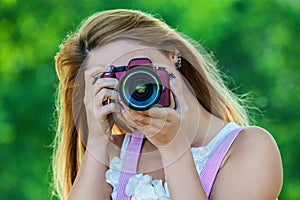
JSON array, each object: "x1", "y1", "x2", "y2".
[{"x1": 105, "y1": 122, "x2": 238, "y2": 200}]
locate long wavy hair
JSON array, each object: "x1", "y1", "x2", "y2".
[{"x1": 52, "y1": 9, "x2": 249, "y2": 199}]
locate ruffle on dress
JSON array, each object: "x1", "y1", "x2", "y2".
[
  {"x1": 105, "y1": 145, "x2": 213, "y2": 200},
  {"x1": 105, "y1": 122, "x2": 239, "y2": 200}
]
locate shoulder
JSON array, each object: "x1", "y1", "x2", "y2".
[
  {"x1": 232, "y1": 126, "x2": 283, "y2": 183},
  {"x1": 231, "y1": 126, "x2": 283, "y2": 168},
  {"x1": 210, "y1": 126, "x2": 283, "y2": 199},
  {"x1": 232, "y1": 126, "x2": 280, "y2": 154}
]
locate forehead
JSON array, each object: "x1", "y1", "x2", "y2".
[{"x1": 86, "y1": 40, "x2": 170, "y2": 68}]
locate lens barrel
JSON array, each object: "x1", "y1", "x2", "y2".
[{"x1": 119, "y1": 67, "x2": 162, "y2": 111}]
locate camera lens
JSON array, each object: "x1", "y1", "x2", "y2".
[{"x1": 119, "y1": 67, "x2": 162, "y2": 111}]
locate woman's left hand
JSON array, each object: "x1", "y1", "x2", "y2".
[{"x1": 119, "y1": 74, "x2": 200, "y2": 159}]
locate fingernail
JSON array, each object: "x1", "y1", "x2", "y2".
[
  {"x1": 105, "y1": 65, "x2": 114, "y2": 71},
  {"x1": 118, "y1": 95, "x2": 123, "y2": 103},
  {"x1": 169, "y1": 73, "x2": 176, "y2": 80},
  {"x1": 121, "y1": 107, "x2": 125, "y2": 113}
]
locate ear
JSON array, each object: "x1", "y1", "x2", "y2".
[
  {"x1": 167, "y1": 49, "x2": 182, "y2": 68},
  {"x1": 167, "y1": 49, "x2": 181, "y2": 62}
]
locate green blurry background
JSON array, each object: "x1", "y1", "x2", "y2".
[{"x1": 0, "y1": 0, "x2": 299, "y2": 199}]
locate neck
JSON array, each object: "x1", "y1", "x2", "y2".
[{"x1": 191, "y1": 105, "x2": 227, "y2": 148}]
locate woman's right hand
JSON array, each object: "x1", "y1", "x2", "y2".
[{"x1": 83, "y1": 67, "x2": 121, "y2": 161}]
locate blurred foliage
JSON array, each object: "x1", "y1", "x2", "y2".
[{"x1": 0, "y1": 0, "x2": 299, "y2": 199}]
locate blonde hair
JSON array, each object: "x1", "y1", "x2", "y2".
[{"x1": 52, "y1": 9, "x2": 249, "y2": 199}]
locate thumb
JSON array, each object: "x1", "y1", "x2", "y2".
[{"x1": 169, "y1": 76, "x2": 187, "y2": 112}]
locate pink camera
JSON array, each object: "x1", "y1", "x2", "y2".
[{"x1": 102, "y1": 58, "x2": 171, "y2": 111}]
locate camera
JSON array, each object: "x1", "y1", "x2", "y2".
[{"x1": 101, "y1": 58, "x2": 171, "y2": 111}]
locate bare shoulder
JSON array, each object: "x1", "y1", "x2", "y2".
[
  {"x1": 232, "y1": 126, "x2": 280, "y2": 155},
  {"x1": 231, "y1": 126, "x2": 283, "y2": 171},
  {"x1": 210, "y1": 126, "x2": 283, "y2": 200}
]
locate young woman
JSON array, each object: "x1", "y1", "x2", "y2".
[{"x1": 52, "y1": 9, "x2": 283, "y2": 200}]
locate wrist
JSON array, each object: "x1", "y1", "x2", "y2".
[
  {"x1": 86, "y1": 138, "x2": 110, "y2": 166},
  {"x1": 159, "y1": 134, "x2": 191, "y2": 165}
]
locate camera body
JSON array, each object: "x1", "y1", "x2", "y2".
[{"x1": 101, "y1": 58, "x2": 171, "y2": 111}]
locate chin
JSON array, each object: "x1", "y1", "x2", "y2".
[{"x1": 112, "y1": 117, "x2": 135, "y2": 135}]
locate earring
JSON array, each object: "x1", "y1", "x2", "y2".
[{"x1": 175, "y1": 57, "x2": 181, "y2": 68}]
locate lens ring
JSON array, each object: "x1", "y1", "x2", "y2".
[{"x1": 119, "y1": 67, "x2": 162, "y2": 111}]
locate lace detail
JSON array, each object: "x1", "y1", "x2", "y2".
[
  {"x1": 126, "y1": 174, "x2": 169, "y2": 200},
  {"x1": 105, "y1": 122, "x2": 239, "y2": 199}
]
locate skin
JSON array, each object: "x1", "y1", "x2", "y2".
[{"x1": 68, "y1": 40, "x2": 283, "y2": 199}]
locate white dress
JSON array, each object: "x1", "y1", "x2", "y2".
[{"x1": 105, "y1": 122, "x2": 240, "y2": 200}]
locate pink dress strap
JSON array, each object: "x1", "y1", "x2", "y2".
[
  {"x1": 116, "y1": 130, "x2": 144, "y2": 200},
  {"x1": 200, "y1": 126, "x2": 245, "y2": 197}
]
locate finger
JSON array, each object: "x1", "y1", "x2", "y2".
[
  {"x1": 137, "y1": 119, "x2": 172, "y2": 139},
  {"x1": 84, "y1": 67, "x2": 106, "y2": 86},
  {"x1": 119, "y1": 108, "x2": 158, "y2": 137},
  {"x1": 84, "y1": 68, "x2": 108, "y2": 102},
  {"x1": 144, "y1": 117, "x2": 167, "y2": 131},
  {"x1": 139, "y1": 125, "x2": 161, "y2": 138},
  {"x1": 147, "y1": 107, "x2": 169, "y2": 119},
  {"x1": 131, "y1": 113, "x2": 152, "y2": 126},
  {"x1": 94, "y1": 78, "x2": 119, "y2": 96},
  {"x1": 120, "y1": 104, "x2": 152, "y2": 126},
  {"x1": 119, "y1": 106, "x2": 141, "y2": 128},
  {"x1": 123, "y1": 104, "x2": 169, "y2": 118},
  {"x1": 95, "y1": 104, "x2": 120, "y2": 136},
  {"x1": 94, "y1": 89, "x2": 119, "y2": 107},
  {"x1": 119, "y1": 105, "x2": 167, "y2": 134},
  {"x1": 96, "y1": 103, "x2": 121, "y2": 121}
]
